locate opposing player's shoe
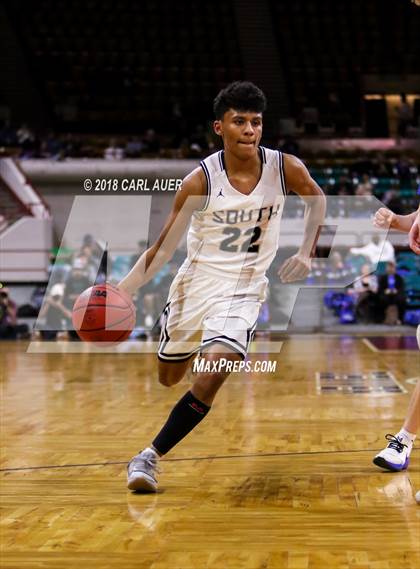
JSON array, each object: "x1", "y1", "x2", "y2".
[
  {"x1": 127, "y1": 448, "x2": 160, "y2": 492},
  {"x1": 373, "y1": 434, "x2": 412, "y2": 472}
]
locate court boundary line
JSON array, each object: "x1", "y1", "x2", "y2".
[
  {"x1": 362, "y1": 338, "x2": 379, "y2": 352},
  {"x1": 1, "y1": 447, "x2": 418, "y2": 473},
  {"x1": 362, "y1": 337, "x2": 418, "y2": 354}
]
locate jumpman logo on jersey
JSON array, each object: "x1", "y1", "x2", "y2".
[{"x1": 217, "y1": 189, "x2": 224, "y2": 197}]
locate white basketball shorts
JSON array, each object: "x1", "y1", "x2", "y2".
[{"x1": 157, "y1": 268, "x2": 267, "y2": 362}]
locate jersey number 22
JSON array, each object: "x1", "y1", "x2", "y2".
[{"x1": 220, "y1": 226, "x2": 261, "y2": 253}]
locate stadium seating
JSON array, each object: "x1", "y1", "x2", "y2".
[
  {"x1": 269, "y1": 0, "x2": 420, "y2": 130},
  {"x1": 5, "y1": 0, "x2": 419, "y2": 135},
  {"x1": 5, "y1": 0, "x2": 243, "y2": 132}
]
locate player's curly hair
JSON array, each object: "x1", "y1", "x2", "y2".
[{"x1": 213, "y1": 81, "x2": 267, "y2": 119}]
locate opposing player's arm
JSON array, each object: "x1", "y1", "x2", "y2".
[
  {"x1": 374, "y1": 205, "x2": 420, "y2": 233},
  {"x1": 278, "y1": 154, "x2": 326, "y2": 282},
  {"x1": 374, "y1": 205, "x2": 420, "y2": 255},
  {"x1": 118, "y1": 168, "x2": 206, "y2": 295},
  {"x1": 408, "y1": 207, "x2": 420, "y2": 254}
]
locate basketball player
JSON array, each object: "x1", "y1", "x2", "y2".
[
  {"x1": 119, "y1": 82, "x2": 326, "y2": 492},
  {"x1": 372, "y1": 205, "x2": 420, "y2": 493}
]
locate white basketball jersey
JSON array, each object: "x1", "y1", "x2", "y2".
[{"x1": 182, "y1": 147, "x2": 287, "y2": 280}]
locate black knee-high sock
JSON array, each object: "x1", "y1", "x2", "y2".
[{"x1": 152, "y1": 391, "x2": 210, "y2": 455}]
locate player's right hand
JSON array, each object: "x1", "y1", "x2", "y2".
[
  {"x1": 373, "y1": 208, "x2": 394, "y2": 229},
  {"x1": 278, "y1": 253, "x2": 311, "y2": 283}
]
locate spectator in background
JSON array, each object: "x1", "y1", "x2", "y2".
[
  {"x1": 351, "y1": 174, "x2": 375, "y2": 217},
  {"x1": 0, "y1": 287, "x2": 17, "y2": 339},
  {"x1": 396, "y1": 94, "x2": 412, "y2": 137},
  {"x1": 16, "y1": 123, "x2": 38, "y2": 158},
  {"x1": 169, "y1": 99, "x2": 189, "y2": 150},
  {"x1": 170, "y1": 99, "x2": 184, "y2": 138},
  {"x1": 62, "y1": 259, "x2": 91, "y2": 337},
  {"x1": 356, "y1": 174, "x2": 373, "y2": 196},
  {"x1": 42, "y1": 131, "x2": 63, "y2": 160},
  {"x1": 77, "y1": 234, "x2": 107, "y2": 282},
  {"x1": 62, "y1": 133, "x2": 81, "y2": 158},
  {"x1": 348, "y1": 263, "x2": 378, "y2": 323},
  {"x1": 377, "y1": 261, "x2": 406, "y2": 325},
  {"x1": 373, "y1": 152, "x2": 391, "y2": 177},
  {"x1": 142, "y1": 129, "x2": 160, "y2": 154},
  {"x1": 125, "y1": 136, "x2": 143, "y2": 158},
  {"x1": 0, "y1": 287, "x2": 29, "y2": 339},
  {"x1": 394, "y1": 156, "x2": 413, "y2": 185},
  {"x1": 326, "y1": 251, "x2": 353, "y2": 284},
  {"x1": 74, "y1": 246, "x2": 96, "y2": 281},
  {"x1": 350, "y1": 234, "x2": 395, "y2": 264},
  {"x1": 189, "y1": 124, "x2": 209, "y2": 155},
  {"x1": 104, "y1": 138, "x2": 124, "y2": 160},
  {"x1": 0, "y1": 120, "x2": 17, "y2": 147},
  {"x1": 61, "y1": 257, "x2": 96, "y2": 340},
  {"x1": 336, "y1": 175, "x2": 352, "y2": 195},
  {"x1": 38, "y1": 283, "x2": 72, "y2": 340},
  {"x1": 16, "y1": 123, "x2": 34, "y2": 146},
  {"x1": 305, "y1": 258, "x2": 324, "y2": 284},
  {"x1": 81, "y1": 233, "x2": 101, "y2": 258}
]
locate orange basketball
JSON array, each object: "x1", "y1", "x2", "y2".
[{"x1": 72, "y1": 283, "x2": 136, "y2": 345}]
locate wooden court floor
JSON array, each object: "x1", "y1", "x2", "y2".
[{"x1": 1, "y1": 336, "x2": 419, "y2": 569}]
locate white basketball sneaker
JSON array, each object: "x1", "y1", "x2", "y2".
[
  {"x1": 127, "y1": 448, "x2": 160, "y2": 492},
  {"x1": 373, "y1": 434, "x2": 412, "y2": 472}
]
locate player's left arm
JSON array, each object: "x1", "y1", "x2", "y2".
[{"x1": 278, "y1": 154, "x2": 326, "y2": 283}]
